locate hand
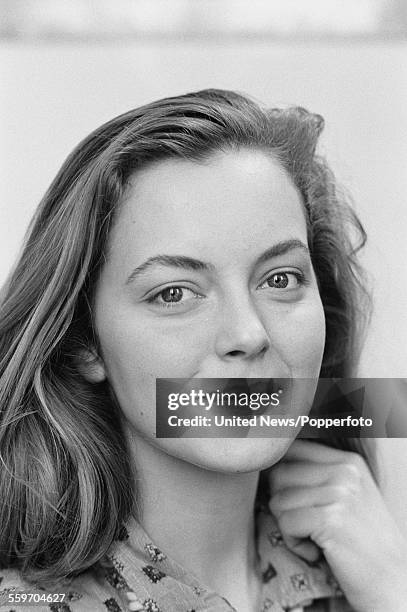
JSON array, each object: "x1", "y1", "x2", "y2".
[
  {"x1": 126, "y1": 591, "x2": 144, "y2": 611},
  {"x1": 268, "y1": 439, "x2": 407, "y2": 612}
]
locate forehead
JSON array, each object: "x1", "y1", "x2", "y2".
[{"x1": 108, "y1": 148, "x2": 307, "y2": 266}]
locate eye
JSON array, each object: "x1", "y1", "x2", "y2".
[
  {"x1": 146, "y1": 285, "x2": 203, "y2": 308},
  {"x1": 259, "y1": 271, "x2": 305, "y2": 291}
]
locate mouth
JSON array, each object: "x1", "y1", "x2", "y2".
[
  {"x1": 221, "y1": 377, "x2": 278, "y2": 396},
  {"x1": 175, "y1": 376, "x2": 289, "y2": 413},
  {"x1": 185, "y1": 376, "x2": 288, "y2": 400},
  {"x1": 206, "y1": 377, "x2": 279, "y2": 417}
]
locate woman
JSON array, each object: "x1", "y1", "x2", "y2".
[{"x1": 0, "y1": 89, "x2": 405, "y2": 611}]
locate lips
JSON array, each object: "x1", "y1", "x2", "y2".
[
  {"x1": 222, "y1": 378, "x2": 251, "y2": 395},
  {"x1": 204, "y1": 377, "x2": 276, "y2": 417},
  {"x1": 221, "y1": 377, "x2": 276, "y2": 396}
]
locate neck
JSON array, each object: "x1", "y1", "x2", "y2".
[{"x1": 126, "y1": 429, "x2": 262, "y2": 607}]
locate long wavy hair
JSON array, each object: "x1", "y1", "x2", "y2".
[{"x1": 0, "y1": 89, "x2": 370, "y2": 584}]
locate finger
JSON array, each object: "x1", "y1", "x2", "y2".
[
  {"x1": 290, "y1": 602, "x2": 314, "y2": 611},
  {"x1": 269, "y1": 485, "x2": 339, "y2": 516},
  {"x1": 282, "y1": 534, "x2": 322, "y2": 564},
  {"x1": 128, "y1": 602, "x2": 145, "y2": 612},
  {"x1": 276, "y1": 506, "x2": 327, "y2": 542},
  {"x1": 126, "y1": 591, "x2": 145, "y2": 611},
  {"x1": 284, "y1": 439, "x2": 351, "y2": 464},
  {"x1": 269, "y1": 462, "x2": 332, "y2": 492}
]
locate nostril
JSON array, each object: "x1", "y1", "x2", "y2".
[{"x1": 227, "y1": 350, "x2": 244, "y2": 357}]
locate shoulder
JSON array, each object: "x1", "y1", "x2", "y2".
[{"x1": 0, "y1": 566, "x2": 128, "y2": 612}]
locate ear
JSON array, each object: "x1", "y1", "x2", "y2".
[{"x1": 76, "y1": 347, "x2": 107, "y2": 383}]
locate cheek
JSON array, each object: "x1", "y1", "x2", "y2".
[
  {"x1": 102, "y1": 312, "x2": 210, "y2": 378},
  {"x1": 95, "y1": 305, "x2": 211, "y2": 434},
  {"x1": 268, "y1": 298, "x2": 326, "y2": 376}
]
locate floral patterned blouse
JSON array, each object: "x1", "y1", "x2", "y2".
[{"x1": 0, "y1": 504, "x2": 353, "y2": 612}]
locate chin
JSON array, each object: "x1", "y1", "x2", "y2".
[{"x1": 169, "y1": 437, "x2": 294, "y2": 474}]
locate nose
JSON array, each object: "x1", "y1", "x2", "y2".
[{"x1": 214, "y1": 291, "x2": 271, "y2": 361}]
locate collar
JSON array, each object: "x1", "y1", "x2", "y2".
[{"x1": 100, "y1": 506, "x2": 342, "y2": 611}]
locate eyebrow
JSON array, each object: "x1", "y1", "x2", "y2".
[{"x1": 125, "y1": 239, "x2": 310, "y2": 285}]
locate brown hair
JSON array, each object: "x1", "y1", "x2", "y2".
[{"x1": 0, "y1": 89, "x2": 370, "y2": 584}]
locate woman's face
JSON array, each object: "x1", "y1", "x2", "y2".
[{"x1": 89, "y1": 148, "x2": 326, "y2": 472}]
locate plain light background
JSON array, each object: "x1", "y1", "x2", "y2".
[{"x1": 1, "y1": 39, "x2": 407, "y2": 530}]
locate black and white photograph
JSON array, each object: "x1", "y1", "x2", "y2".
[{"x1": 0, "y1": 2, "x2": 407, "y2": 611}]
